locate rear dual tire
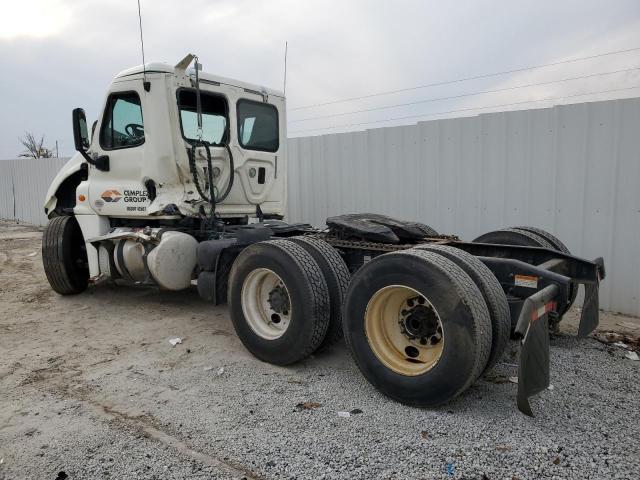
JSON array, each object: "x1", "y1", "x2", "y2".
[
  {"x1": 342, "y1": 250, "x2": 492, "y2": 407},
  {"x1": 473, "y1": 226, "x2": 577, "y2": 314},
  {"x1": 289, "y1": 236, "x2": 350, "y2": 350},
  {"x1": 228, "y1": 240, "x2": 331, "y2": 365},
  {"x1": 414, "y1": 244, "x2": 510, "y2": 373}
]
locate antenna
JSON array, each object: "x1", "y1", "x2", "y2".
[
  {"x1": 137, "y1": 0, "x2": 150, "y2": 92},
  {"x1": 283, "y1": 41, "x2": 288, "y2": 95}
]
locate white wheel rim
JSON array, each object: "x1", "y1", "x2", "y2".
[
  {"x1": 241, "y1": 268, "x2": 292, "y2": 340},
  {"x1": 365, "y1": 285, "x2": 444, "y2": 376}
]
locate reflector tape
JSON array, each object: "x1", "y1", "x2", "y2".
[
  {"x1": 532, "y1": 301, "x2": 556, "y2": 321},
  {"x1": 515, "y1": 274, "x2": 538, "y2": 289}
]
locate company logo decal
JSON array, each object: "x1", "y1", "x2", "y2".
[{"x1": 101, "y1": 189, "x2": 122, "y2": 203}]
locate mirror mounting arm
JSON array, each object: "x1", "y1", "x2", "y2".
[{"x1": 79, "y1": 150, "x2": 110, "y2": 172}]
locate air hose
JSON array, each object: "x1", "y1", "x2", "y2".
[
  {"x1": 217, "y1": 143, "x2": 234, "y2": 202},
  {"x1": 188, "y1": 54, "x2": 235, "y2": 225},
  {"x1": 188, "y1": 141, "x2": 214, "y2": 205},
  {"x1": 188, "y1": 142, "x2": 235, "y2": 205}
]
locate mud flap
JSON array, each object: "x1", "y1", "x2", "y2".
[
  {"x1": 514, "y1": 284, "x2": 558, "y2": 416},
  {"x1": 578, "y1": 282, "x2": 600, "y2": 338},
  {"x1": 578, "y1": 257, "x2": 604, "y2": 338}
]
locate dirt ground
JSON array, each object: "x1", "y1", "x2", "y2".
[{"x1": 1, "y1": 219, "x2": 638, "y2": 480}]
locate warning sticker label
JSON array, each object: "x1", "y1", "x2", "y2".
[{"x1": 514, "y1": 274, "x2": 538, "y2": 289}]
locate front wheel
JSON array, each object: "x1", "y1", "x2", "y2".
[{"x1": 42, "y1": 215, "x2": 89, "y2": 295}]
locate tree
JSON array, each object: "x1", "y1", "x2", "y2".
[{"x1": 18, "y1": 132, "x2": 53, "y2": 159}]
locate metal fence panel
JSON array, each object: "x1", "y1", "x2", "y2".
[
  {"x1": 0, "y1": 158, "x2": 69, "y2": 226},
  {"x1": 287, "y1": 98, "x2": 640, "y2": 316},
  {"x1": 0, "y1": 161, "x2": 14, "y2": 220}
]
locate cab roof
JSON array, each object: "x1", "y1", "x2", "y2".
[{"x1": 114, "y1": 61, "x2": 284, "y2": 98}]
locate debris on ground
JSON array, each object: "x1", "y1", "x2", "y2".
[
  {"x1": 420, "y1": 431, "x2": 428, "y2": 439},
  {"x1": 485, "y1": 374, "x2": 511, "y2": 384},
  {"x1": 295, "y1": 402, "x2": 322, "y2": 411},
  {"x1": 625, "y1": 351, "x2": 639, "y2": 361},
  {"x1": 287, "y1": 377, "x2": 307, "y2": 385},
  {"x1": 337, "y1": 411, "x2": 351, "y2": 418},
  {"x1": 593, "y1": 331, "x2": 639, "y2": 351},
  {"x1": 26, "y1": 252, "x2": 37, "y2": 257},
  {"x1": 548, "y1": 384, "x2": 555, "y2": 391},
  {"x1": 349, "y1": 408, "x2": 363, "y2": 415},
  {"x1": 616, "y1": 321, "x2": 640, "y2": 331},
  {"x1": 509, "y1": 376, "x2": 518, "y2": 384},
  {"x1": 168, "y1": 337, "x2": 183, "y2": 346},
  {"x1": 446, "y1": 462, "x2": 455, "y2": 476},
  {"x1": 203, "y1": 366, "x2": 226, "y2": 374}
]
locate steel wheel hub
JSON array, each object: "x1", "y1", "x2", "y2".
[
  {"x1": 364, "y1": 285, "x2": 444, "y2": 376},
  {"x1": 241, "y1": 268, "x2": 292, "y2": 340}
]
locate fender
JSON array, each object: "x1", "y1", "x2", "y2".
[{"x1": 44, "y1": 153, "x2": 85, "y2": 217}]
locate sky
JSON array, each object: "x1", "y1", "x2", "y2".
[{"x1": 0, "y1": 0, "x2": 639, "y2": 157}]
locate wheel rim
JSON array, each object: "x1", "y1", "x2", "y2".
[
  {"x1": 364, "y1": 285, "x2": 444, "y2": 376},
  {"x1": 241, "y1": 268, "x2": 292, "y2": 340}
]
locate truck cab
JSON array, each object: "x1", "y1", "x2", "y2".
[
  {"x1": 45, "y1": 54, "x2": 287, "y2": 277},
  {"x1": 46, "y1": 55, "x2": 286, "y2": 221}
]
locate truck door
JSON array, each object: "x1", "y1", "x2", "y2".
[
  {"x1": 88, "y1": 89, "x2": 151, "y2": 216},
  {"x1": 234, "y1": 98, "x2": 283, "y2": 210}
]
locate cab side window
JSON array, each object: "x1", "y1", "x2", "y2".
[
  {"x1": 177, "y1": 89, "x2": 228, "y2": 145},
  {"x1": 237, "y1": 99, "x2": 279, "y2": 152},
  {"x1": 100, "y1": 92, "x2": 145, "y2": 150}
]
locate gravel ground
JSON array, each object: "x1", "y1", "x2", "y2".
[{"x1": 0, "y1": 220, "x2": 638, "y2": 480}]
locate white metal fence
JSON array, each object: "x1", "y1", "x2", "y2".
[
  {"x1": 287, "y1": 98, "x2": 640, "y2": 316},
  {"x1": 0, "y1": 157, "x2": 69, "y2": 226},
  {"x1": 1, "y1": 98, "x2": 639, "y2": 315}
]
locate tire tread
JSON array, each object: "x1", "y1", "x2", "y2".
[
  {"x1": 228, "y1": 239, "x2": 330, "y2": 364},
  {"x1": 42, "y1": 216, "x2": 87, "y2": 295},
  {"x1": 289, "y1": 236, "x2": 350, "y2": 350},
  {"x1": 399, "y1": 250, "x2": 492, "y2": 389},
  {"x1": 415, "y1": 244, "x2": 510, "y2": 373}
]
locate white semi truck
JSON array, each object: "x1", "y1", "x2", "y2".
[{"x1": 42, "y1": 54, "x2": 605, "y2": 415}]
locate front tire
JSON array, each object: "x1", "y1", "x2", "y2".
[{"x1": 42, "y1": 215, "x2": 89, "y2": 295}]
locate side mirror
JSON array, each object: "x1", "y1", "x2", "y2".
[
  {"x1": 72, "y1": 107, "x2": 109, "y2": 171},
  {"x1": 72, "y1": 108, "x2": 90, "y2": 152}
]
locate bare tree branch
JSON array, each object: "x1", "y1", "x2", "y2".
[{"x1": 18, "y1": 132, "x2": 53, "y2": 159}]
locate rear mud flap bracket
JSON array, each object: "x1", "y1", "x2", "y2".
[{"x1": 514, "y1": 284, "x2": 558, "y2": 416}]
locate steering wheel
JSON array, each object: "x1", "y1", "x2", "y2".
[{"x1": 125, "y1": 123, "x2": 144, "y2": 138}]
